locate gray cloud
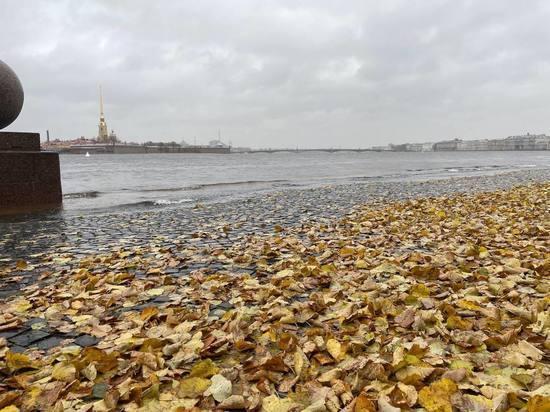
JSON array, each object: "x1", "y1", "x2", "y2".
[{"x1": 2, "y1": 0, "x2": 550, "y2": 147}]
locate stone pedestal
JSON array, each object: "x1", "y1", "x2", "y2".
[{"x1": 0, "y1": 132, "x2": 62, "y2": 214}]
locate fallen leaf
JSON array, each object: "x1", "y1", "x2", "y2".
[
  {"x1": 326, "y1": 338, "x2": 344, "y2": 360},
  {"x1": 179, "y1": 377, "x2": 211, "y2": 398},
  {"x1": 189, "y1": 358, "x2": 219, "y2": 378},
  {"x1": 205, "y1": 374, "x2": 232, "y2": 402},
  {"x1": 418, "y1": 378, "x2": 458, "y2": 412},
  {"x1": 261, "y1": 394, "x2": 295, "y2": 412},
  {"x1": 51, "y1": 363, "x2": 76, "y2": 382}
]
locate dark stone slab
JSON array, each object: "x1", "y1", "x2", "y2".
[
  {"x1": 8, "y1": 329, "x2": 50, "y2": 346},
  {"x1": 74, "y1": 334, "x2": 99, "y2": 347},
  {"x1": 0, "y1": 329, "x2": 23, "y2": 339},
  {"x1": 0, "y1": 289, "x2": 18, "y2": 299},
  {"x1": 0, "y1": 132, "x2": 40, "y2": 151},
  {"x1": 92, "y1": 382, "x2": 109, "y2": 399},
  {"x1": 9, "y1": 344, "x2": 26, "y2": 353},
  {"x1": 0, "y1": 150, "x2": 62, "y2": 214},
  {"x1": 35, "y1": 335, "x2": 66, "y2": 350},
  {"x1": 27, "y1": 317, "x2": 47, "y2": 326}
]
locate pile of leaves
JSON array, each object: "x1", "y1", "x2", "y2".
[{"x1": 0, "y1": 183, "x2": 548, "y2": 411}]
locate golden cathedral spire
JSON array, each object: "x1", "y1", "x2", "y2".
[{"x1": 98, "y1": 85, "x2": 109, "y2": 142}]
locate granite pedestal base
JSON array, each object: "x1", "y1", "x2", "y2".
[{"x1": 0, "y1": 132, "x2": 62, "y2": 215}]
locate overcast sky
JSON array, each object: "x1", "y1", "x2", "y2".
[{"x1": 2, "y1": 1, "x2": 550, "y2": 147}]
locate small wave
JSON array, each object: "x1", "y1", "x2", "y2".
[
  {"x1": 187, "y1": 179, "x2": 289, "y2": 190},
  {"x1": 351, "y1": 174, "x2": 402, "y2": 181},
  {"x1": 108, "y1": 198, "x2": 194, "y2": 209},
  {"x1": 153, "y1": 199, "x2": 193, "y2": 205},
  {"x1": 137, "y1": 187, "x2": 184, "y2": 193},
  {"x1": 124, "y1": 180, "x2": 291, "y2": 193},
  {"x1": 64, "y1": 191, "x2": 101, "y2": 199},
  {"x1": 351, "y1": 176, "x2": 378, "y2": 181}
]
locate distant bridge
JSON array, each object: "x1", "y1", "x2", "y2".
[{"x1": 245, "y1": 148, "x2": 378, "y2": 154}]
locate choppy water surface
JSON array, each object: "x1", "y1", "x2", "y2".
[{"x1": 59, "y1": 151, "x2": 547, "y2": 213}]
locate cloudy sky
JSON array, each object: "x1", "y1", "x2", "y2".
[{"x1": 2, "y1": 1, "x2": 550, "y2": 147}]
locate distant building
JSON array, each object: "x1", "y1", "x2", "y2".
[
  {"x1": 97, "y1": 85, "x2": 109, "y2": 143},
  {"x1": 433, "y1": 134, "x2": 550, "y2": 151},
  {"x1": 495, "y1": 133, "x2": 550, "y2": 150},
  {"x1": 209, "y1": 139, "x2": 229, "y2": 148},
  {"x1": 433, "y1": 139, "x2": 462, "y2": 151},
  {"x1": 389, "y1": 143, "x2": 407, "y2": 152},
  {"x1": 41, "y1": 136, "x2": 96, "y2": 151},
  {"x1": 456, "y1": 139, "x2": 489, "y2": 151},
  {"x1": 108, "y1": 130, "x2": 118, "y2": 144},
  {"x1": 404, "y1": 142, "x2": 434, "y2": 152},
  {"x1": 375, "y1": 133, "x2": 549, "y2": 152},
  {"x1": 231, "y1": 146, "x2": 252, "y2": 153},
  {"x1": 372, "y1": 145, "x2": 392, "y2": 151}
]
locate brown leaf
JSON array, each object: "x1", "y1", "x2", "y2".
[
  {"x1": 395, "y1": 308, "x2": 415, "y2": 328},
  {"x1": 262, "y1": 356, "x2": 289, "y2": 372},
  {"x1": 218, "y1": 395, "x2": 246, "y2": 410}
]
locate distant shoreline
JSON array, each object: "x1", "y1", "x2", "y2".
[
  {"x1": 44, "y1": 144, "x2": 230, "y2": 155},
  {"x1": 45, "y1": 146, "x2": 550, "y2": 154}
]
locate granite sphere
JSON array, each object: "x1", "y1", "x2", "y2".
[{"x1": 0, "y1": 60, "x2": 24, "y2": 130}]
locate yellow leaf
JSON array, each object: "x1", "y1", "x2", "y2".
[
  {"x1": 146, "y1": 288, "x2": 164, "y2": 297},
  {"x1": 446, "y1": 315, "x2": 473, "y2": 331},
  {"x1": 261, "y1": 394, "x2": 295, "y2": 412},
  {"x1": 502, "y1": 257, "x2": 521, "y2": 268},
  {"x1": 410, "y1": 283, "x2": 430, "y2": 297},
  {"x1": 371, "y1": 262, "x2": 400, "y2": 274},
  {"x1": 52, "y1": 363, "x2": 77, "y2": 382},
  {"x1": 418, "y1": 378, "x2": 458, "y2": 412},
  {"x1": 0, "y1": 406, "x2": 20, "y2": 412},
  {"x1": 449, "y1": 360, "x2": 473, "y2": 372},
  {"x1": 13, "y1": 299, "x2": 32, "y2": 313},
  {"x1": 16, "y1": 260, "x2": 27, "y2": 270},
  {"x1": 527, "y1": 395, "x2": 550, "y2": 412},
  {"x1": 189, "y1": 359, "x2": 219, "y2": 378},
  {"x1": 274, "y1": 269, "x2": 294, "y2": 279},
  {"x1": 140, "y1": 306, "x2": 159, "y2": 321},
  {"x1": 355, "y1": 259, "x2": 368, "y2": 269},
  {"x1": 318, "y1": 367, "x2": 342, "y2": 382},
  {"x1": 6, "y1": 352, "x2": 34, "y2": 372},
  {"x1": 339, "y1": 246, "x2": 355, "y2": 257},
  {"x1": 326, "y1": 338, "x2": 343, "y2": 360},
  {"x1": 458, "y1": 395, "x2": 493, "y2": 411},
  {"x1": 82, "y1": 363, "x2": 97, "y2": 381},
  {"x1": 179, "y1": 377, "x2": 211, "y2": 398},
  {"x1": 395, "y1": 366, "x2": 435, "y2": 384},
  {"x1": 456, "y1": 299, "x2": 482, "y2": 311},
  {"x1": 478, "y1": 246, "x2": 489, "y2": 258},
  {"x1": 20, "y1": 386, "x2": 42, "y2": 410}
]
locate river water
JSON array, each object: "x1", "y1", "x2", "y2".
[{"x1": 60, "y1": 151, "x2": 548, "y2": 213}]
